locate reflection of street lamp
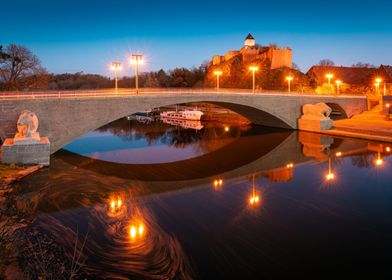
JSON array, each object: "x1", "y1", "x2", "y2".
[
  {"x1": 375, "y1": 145, "x2": 384, "y2": 167},
  {"x1": 111, "y1": 62, "x2": 122, "y2": 95},
  {"x1": 326, "y1": 73, "x2": 333, "y2": 94},
  {"x1": 325, "y1": 152, "x2": 335, "y2": 182},
  {"x1": 286, "y1": 76, "x2": 293, "y2": 93},
  {"x1": 249, "y1": 66, "x2": 258, "y2": 94},
  {"x1": 109, "y1": 197, "x2": 123, "y2": 213},
  {"x1": 131, "y1": 54, "x2": 144, "y2": 94},
  {"x1": 214, "y1": 71, "x2": 222, "y2": 91},
  {"x1": 213, "y1": 179, "x2": 223, "y2": 189},
  {"x1": 335, "y1": 80, "x2": 342, "y2": 95}
]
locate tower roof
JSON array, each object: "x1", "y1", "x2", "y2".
[{"x1": 245, "y1": 33, "x2": 254, "y2": 40}]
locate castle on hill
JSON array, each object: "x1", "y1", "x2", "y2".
[{"x1": 211, "y1": 34, "x2": 292, "y2": 69}]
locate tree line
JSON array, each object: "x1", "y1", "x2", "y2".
[{"x1": 0, "y1": 44, "x2": 208, "y2": 91}]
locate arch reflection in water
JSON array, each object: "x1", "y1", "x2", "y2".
[{"x1": 9, "y1": 120, "x2": 392, "y2": 278}]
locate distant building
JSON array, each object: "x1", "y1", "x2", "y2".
[
  {"x1": 377, "y1": 65, "x2": 392, "y2": 85},
  {"x1": 306, "y1": 66, "x2": 378, "y2": 87},
  {"x1": 306, "y1": 65, "x2": 392, "y2": 94},
  {"x1": 211, "y1": 33, "x2": 292, "y2": 69}
]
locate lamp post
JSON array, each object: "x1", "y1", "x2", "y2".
[
  {"x1": 131, "y1": 54, "x2": 143, "y2": 94},
  {"x1": 335, "y1": 80, "x2": 342, "y2": 95},
  {"x1": 249, "y1": 66, "x2": 258, "y2": 94},
  {"x1": 375, "y1": 78, "x2": 382, "y2": 95},
  {"x1": 286, "y1": 76, "x2": 293, "y2": 93},
  {"x1": 214, "y1": 71, "x2": 222, "y2": 92},
  {"x1": 326, "y1": 73, "x2": 333, "y2": 95},
  {"x1": 111, "y1": 62, "x2": 122, "y2": 95}
]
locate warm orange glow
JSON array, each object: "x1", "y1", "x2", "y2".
[
  {"x1": 375, "y1": 77, "x2": 382, "y2": 84},
  {"x1": 336, "y1": 152, "x2": 342, "y2": 157},
  {"x1": 214, "y1": 70, "x2": 222, "y2": 76},
  {"x1": 224, "y1": 126, "x2": 230, "y2": 132},
  {"x1": 286, "y1": 76, "x2": 293, "y2": 81},
  {"x1": 286, "y1": 163, "x2": 294, "y2": 168},
  {"x1": 249, "y1": 66, "x2": 259, "y2": 71},
  {"x1": 213, "y1": 179, "x2": 223, "y2": 188},
  {"x1": 129, "y1": 222, "x2": 145, "y2": 239},
  {"x1": 325, "y1": 172, "x2": 335, "y2": 181},
  {"x1": 138, "y1": 224, "x2": 144, "y2": 235},
  {"x1": 386, "y1": 104, "x2": 390, "y2": 108},
  {"x1": 376, "y1": 158, "x2": 383, "y2": 166},
  {"x1": 386, "y1": 147, "x2": 391, "y2": 153},
  {"x1": 111, "y1": 62, "x2": 122, "y2": 71},
  {"x1": 249, "y1": 195, "x2": 260, "y2": 205},
  {"x1": 130, "y1": 54, "x2": 143, "y2": 65},
  {"x1": 336, "y1": 80, "x2": 342, "y2": 85},
  {"x1": 130, "y1": 226, "x2": 137, "y2": 238},
  {"x1": 109, "y1": 197, "x2": 123, "y2": 212},
  {"x1": 326, "y1": 73, "x2": 334, "y2": 79}
]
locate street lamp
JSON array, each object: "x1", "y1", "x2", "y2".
[
  {"x1": 130, "y1": 54, "x2": 144, "y2": 94},
  {"x1": 111, "y1": 62, "x2": 122, "y2": 95},
  {"x1": 335, "y1": 80, "x2": 342, "y2": 95},
  {"x1": 214, "y1": 71, "x2": 222, "y2": 91},
  {"x1": 375, "y1": 78, "x2": 382, "y2": 95},
  {"x1": 249, "y1": 66, "x2": 258, "y2": 94},
  {"x1": 286, "y1": 76, "x2": 293, "y2": 93},
  {"x1": 326, "y1": 73, "x2": 333, "y2": 95}
]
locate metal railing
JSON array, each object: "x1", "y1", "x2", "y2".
[{"x1": 0, "y1": 88, "x2": 369, "y2": 100}]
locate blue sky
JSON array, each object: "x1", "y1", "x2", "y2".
[{"x1": 2, "y1": 0, "x2": 392, "y2": 76}]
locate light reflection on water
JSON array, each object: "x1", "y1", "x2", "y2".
[{"x1": 7, "y1": 117, "x2": 392, "y2": 279}]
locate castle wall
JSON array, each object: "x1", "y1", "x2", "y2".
[
  {"x1": 212, "y1": 55, "x2": 225, "y2": 66},
  {"x1": 225, "y1": 50, "x2": 240, "y2": 61},
  {"x1": 270, "y1": 48, "x2": 292, "y2": 69},
  {"x1": 241, "y1": 47, "x2": 260, "y2": 63}
]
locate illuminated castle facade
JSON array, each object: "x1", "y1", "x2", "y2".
[{"x1": 212, "y1": 33, "x2": 292, "y2": 69}]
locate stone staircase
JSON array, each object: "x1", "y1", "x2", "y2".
[{"x1": 350, "y1": 104, "x2": 388, "y2": 121}]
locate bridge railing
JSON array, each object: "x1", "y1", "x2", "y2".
[{"x1": 0, "y1": 88, "x2": 369, "y2": 100}]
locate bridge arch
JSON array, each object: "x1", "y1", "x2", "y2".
[{"x1": 0, "y1": 93, "x2": 368, "y2": 153}]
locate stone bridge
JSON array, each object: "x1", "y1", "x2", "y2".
[{"x1": 0, "y1": 91, "x2": 367, "y2": 153}]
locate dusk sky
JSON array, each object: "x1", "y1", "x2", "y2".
[{"x1": 3, "y1": 0, "x2": 392, "y2": 76}]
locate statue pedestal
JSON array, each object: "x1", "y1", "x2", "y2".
[
  {"x1": 13, "y1": 132, "x2": 41, "y2": 145},
  {"x1": 298, "y1": 118, "x2": 333, "y2": 132},
  {"x1": 1, "y1": 137, "x2": 50, "y2": 166}
]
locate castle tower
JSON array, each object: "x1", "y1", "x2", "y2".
[{"x1": 244, "y1": 33, "x2": 255, "y2": 47}]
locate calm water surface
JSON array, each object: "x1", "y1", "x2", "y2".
[{"x1": 8, "y1": 117, "x2": 392, "y2": 279}]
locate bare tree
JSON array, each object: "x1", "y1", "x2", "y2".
[
  {"x1": 318, "y1": 59, "x2": 335, "y2": 66},
  {"x1": 0, "y1": 44, "x2": 47, "y2": 90}
]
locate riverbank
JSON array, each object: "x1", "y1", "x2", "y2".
[
  {"x1": 325, "y1": 118, "x2": 392, "y2": 143},
  {"x1": 0, "y1": 162, "x2": 44, "y2": 279},
  {"x1": 0, "y1": 163, "x2": 43, "y2": 189}
]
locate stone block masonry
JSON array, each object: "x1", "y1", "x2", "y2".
[{"x1": 2, "y1": 137, "x2": 50, "y2": 166}]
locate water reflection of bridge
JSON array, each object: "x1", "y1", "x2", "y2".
[{"x1": 12, "y1": 130, "x2": 372, "y2": 216}]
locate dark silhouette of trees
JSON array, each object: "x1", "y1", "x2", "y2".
[
  {"x1": 318, "y1": 59, "x2": 335, "y2": 66},
  {"x1": 0, "y1": 44, "x2": 48, "y2": 90},
  {"x1": 351, "y1": 62, "x2": 376, "y2": 68}
]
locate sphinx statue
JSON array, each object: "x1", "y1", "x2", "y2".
[
  {"x1": 299, "y1": 102, "x2": 333, "y2": 131},
  {"x1": 14, "y1": 110, "x2": 40, "y2": 144},
  {"x1": 302, "y1": 103, "x2": 332, "y2": 121}
]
